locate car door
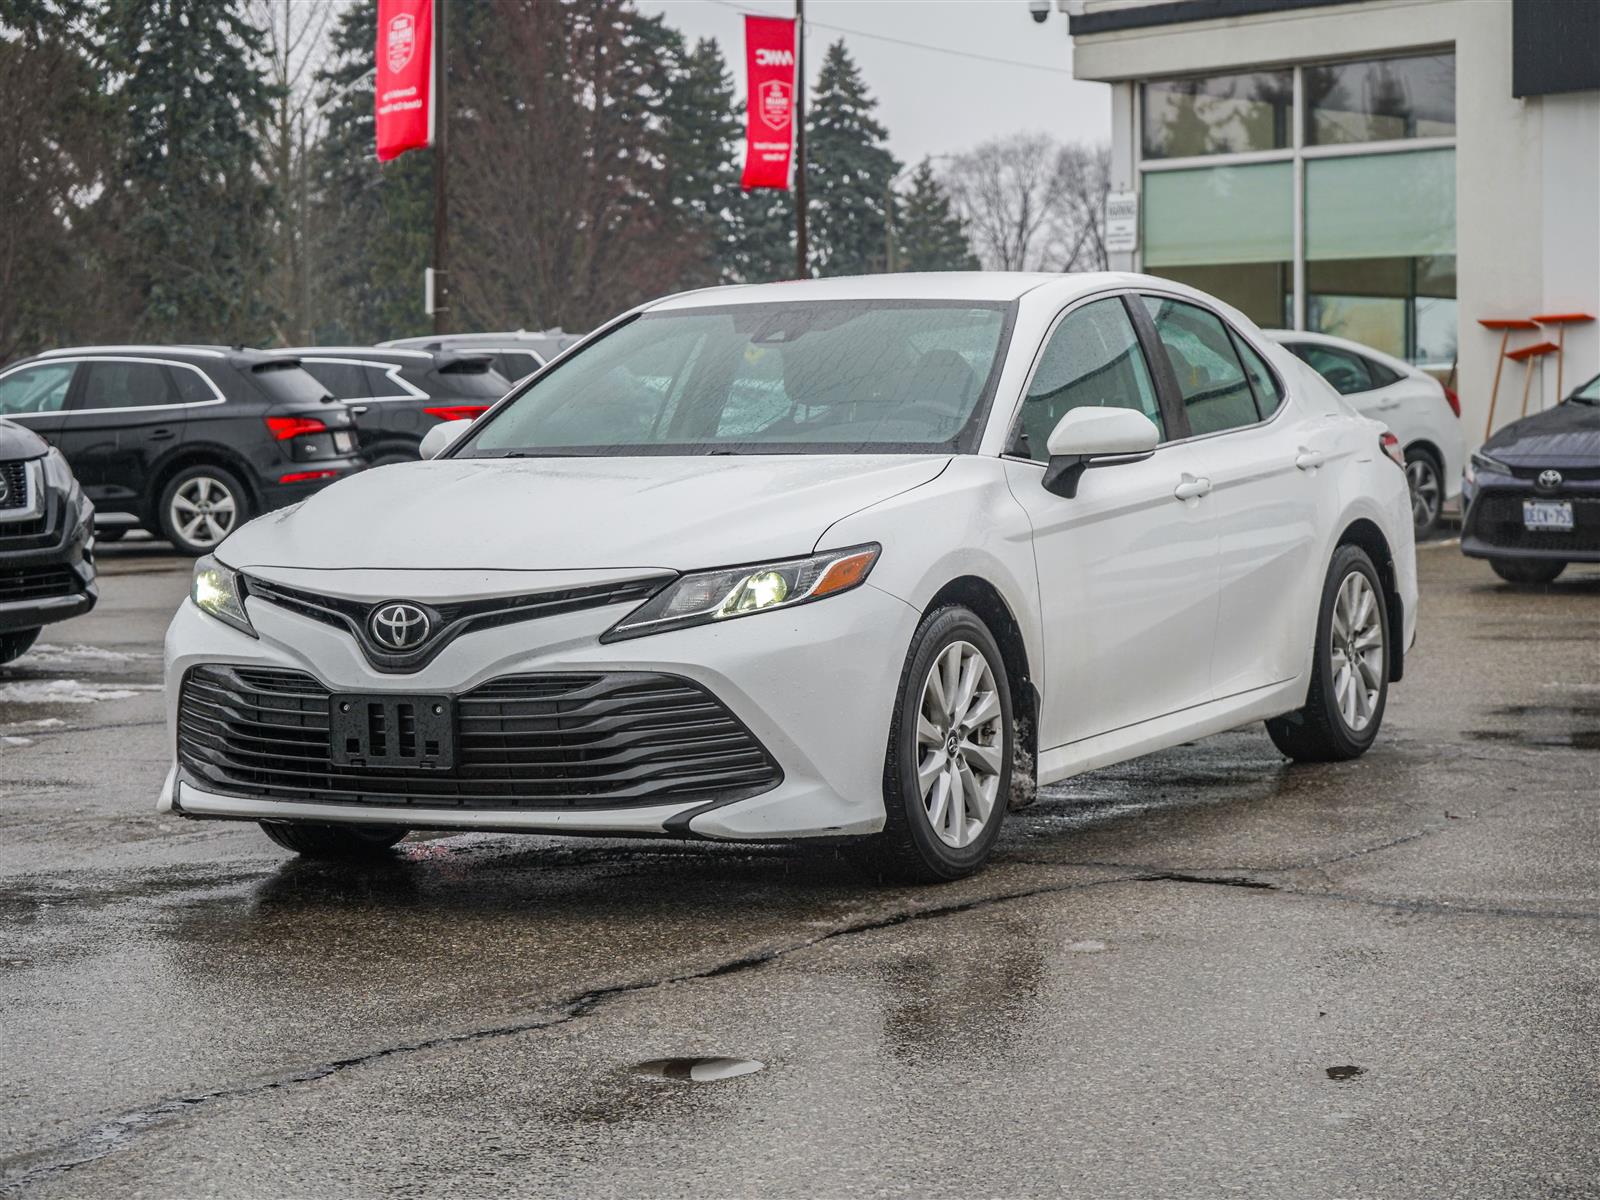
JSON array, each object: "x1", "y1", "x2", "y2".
[
  {"x1": 1145, "y1": 299, "x2": 1329, "y2": 697},
  {"x1": 0, "y1": 360, "x2": 75, "y2": 444},
  {"x1": 58, "y1": 358, "x2": 194, "y2": 512},
  {"x1": 1002, "y1": 294, "x2": 1221, "y2": 750}
]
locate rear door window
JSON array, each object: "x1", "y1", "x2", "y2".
[
  {"x1": 1014, "y1": 297, "x2": 1163, "y2": 462},
  {"x1": 1288, "y1": 343, "x2": 1373, "y2": 395},
  {"x1": 1140, "y1": 297, "x2": 1260, "y2": 436},
  {"x1": 299, "y1": 360, "x2": 371, "y2": 399},
  {"x1": 251, "y1": 362, "x2": 333, "y2": 405},
  {"x1": 0, "y1": 363, "x2": 75, "y2": 415},
  {"x1": 76, "y1": 360, "x2": 179, "y2": 409}
]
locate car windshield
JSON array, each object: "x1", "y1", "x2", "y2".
[
  {"x1": 1571, "y1": 374, "x2": 1599, "y2": 404},
  {"x1": 458, "y1": 301, "x2": 1012, "y2": 457}
]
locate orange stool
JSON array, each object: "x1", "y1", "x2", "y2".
[
  {"x1": 1531, "y1": 313, "x2": 1596, "y2": 399},
  {"x1": 1478, "y1": 318, "x2": 1541, "y2": 439},
  {"x1": 1505, "y1": 341, "x2": 1560, "y2": 419}
]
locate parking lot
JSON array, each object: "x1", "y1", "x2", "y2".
[{"x1": 1, "y1": 537, "x2": 1597, "y2": 1198}]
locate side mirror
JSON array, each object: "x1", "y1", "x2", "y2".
[
  {"x1": 1041, "y1": 407, "x2": 1160, "y2": 498},
  {"x1": 418, "y1": 418, "x2": 474, "y2": 460}
]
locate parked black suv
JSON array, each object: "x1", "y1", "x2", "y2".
[
  {"x1": 0, "y1": 346, "x2": 362, "y2": 556},
  {"x1": 271, "y1": 348, "x2": 510, "y2": 465},
  {"x1": 0, "y1": 418, "x2": 96, "y2": 664}
]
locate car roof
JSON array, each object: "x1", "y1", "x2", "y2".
[
  {"x1": 27, "y1": 344, "x2": 293, "y2": 369},
  {"x1": 378, "y1": 331, "x2": 570, "y2": 349},
  {"x1": 1262, "y1": 329, "x2": 1421, "y2": 375},
  {"x1": 271, "y1": 346, "x2": 435, "y2": 362},
  {"x1": 642, "y1": 272, "x2": 1147, "y2": 312}
]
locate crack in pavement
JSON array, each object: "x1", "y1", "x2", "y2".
[{"x1": 0, "y1": 870, "x2": 1142, "y2": 1193}]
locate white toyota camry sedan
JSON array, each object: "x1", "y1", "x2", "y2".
[{"x1": 162, "y1": 273, "x2": 1418, "y2": 881}]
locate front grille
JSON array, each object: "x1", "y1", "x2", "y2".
[
  {"x1": 177, "y1": 665, "x2": 782, "y2": 811},
  {"x1": 0, "y1": 461, "x2": 26, "y2": 510},
  {"x1": 0, "y1": 565, "x2": 80, "y2": 603},
  {"x1": 1469, "y1": 494, "x2": 1600, "y2": 554},
  {"x1": 243, "y1": 575, "x2": 667, "y2": 672}
]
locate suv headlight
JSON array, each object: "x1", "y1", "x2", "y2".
[
  {"x1": 1465, "y1": 452, "x2": 1511, "y2": 485},
  {"x1": 602, "y1": 544, "x2": 881, "y2": 642},
  {"x1": 192, "y1": 555, "x2": 256, "y2": 638}
]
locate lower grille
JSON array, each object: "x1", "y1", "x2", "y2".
[
  {"x1": 177, "y1": 664, "x2": 782, "y2": 811},
  {"x1": 0, "y1": 565, "x2": 80, "y2": 603},
  {"x1": 1468, "y1": 494, "x2": 1600, "y2": 554}
]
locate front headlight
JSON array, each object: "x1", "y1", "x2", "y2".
[
  {"x1": 602, "y1": 544, "x2": 881, "y2": 642},
  {"x1": 41, "y1": 447, "x2": 75, "y2": 491},
  {"x1": 1466, "y1": 452, "x2": 1510, "y2": 485},
  {"x1": 192, "y1": 555, "x2": 256, "y2": 638}
]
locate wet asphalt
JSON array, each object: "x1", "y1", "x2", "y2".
[{"x1": 1, "y1": 536, "x2": 1596, "y2": 1199}]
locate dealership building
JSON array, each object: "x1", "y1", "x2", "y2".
[{"x1": 1061, "y1": 0, "x2": 1599, "y2": 449}]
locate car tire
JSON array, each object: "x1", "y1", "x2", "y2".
[
  {"x1": 866, "y1": 605, "x2": 1013, "y2": 883},
  {"x1": 259, "y1": 821, "x2": 408, "y2": 859},
  {"x1": 0, "y1": 627, "x2": 40, "y2": 667},
  {"x1": 1404, "y1": 447, "x2": 1444, "y2": 538},
  {"x1": 1488, "y1": 557, "x2": 1566, "y2": 585},
  {"x1": 159, "y1": 465, "x2": 251, "y2": 556},
  {"x1": 1266, "y1": 545, "x2": 1390, "y2": 763}
]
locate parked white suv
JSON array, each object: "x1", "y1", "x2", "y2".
[{"x1": 162, "y1": 273, "x2": 1418, "y2": 881}]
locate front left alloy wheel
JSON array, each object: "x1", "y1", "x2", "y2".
[
  {"x1": 159, "y1": 465, "x2": 251, "y2": 556},
  {"x1": 869, "y1": 605, "x2": 1012, "y2": 882}
]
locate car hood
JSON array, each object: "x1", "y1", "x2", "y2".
[
  {"x1": 0, "y1": 418, "x2": 48, "y2": 460},
  {"x1": 220, "y1": 454, "x2": 951, "y2": 572},
  {"x1": 1483, "y1": 400, "x2": 1600, "y2": 467}
]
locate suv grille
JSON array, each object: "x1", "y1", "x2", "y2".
[
  {"x1": 0, "y1": 461, "x2": 26, "y2": 511},
  {"x1": 1469, "y1": 494, "x2": 1600, "y2": 554},
  {"x1": 177, "y1": 665, "x2": 782, "y2": 811},
  {"x1": 0, "y1": 565, "x2": 80, "y2": 603}
]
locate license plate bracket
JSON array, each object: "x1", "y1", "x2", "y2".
[
  {"x1": 330, "y1": 694, "x2": 456, "y2": 769},
  {"x1": 1522, "y1": 500, "x2": 1574, "y2": 531}
]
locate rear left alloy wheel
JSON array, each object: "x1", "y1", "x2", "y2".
[
  {"x1": 1404, "y1": 448, "x2": 1443, "y2": 537},
  {"x1": 260, "y1": 822, "x2": 409, "y2": 860},
  {"x1": 1266, "y1": 545, "x2": 1389, "y2": 763},
  {"x1": 868, "y1": 606, "x2": 1012, "y2": 883},
  {"x1": 159, "y1": 465, "x2": 250, "y2": 556}
]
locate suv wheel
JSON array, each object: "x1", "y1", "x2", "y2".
[
  {"x1": 1489, "y1": 557, "x2": 1565, "y2": 585},
  {"x1": 867, "y1": 606, "x2": 1012, "y2": 883},
  {"x1": 1404, "y1": 448, "x2": 1443, "y2": 537},
  {"x1": 260, "y1": 822, "x2": 408, "y2": 859},
  {"x1": 0, "y1": 628, "x2": 40, "y2": 666},
  {"x1": 159, "y1": 465, "x2": 250, "y2": 556},
  {"x1": 1266, "y1": 545, "x2": 1390, "y2": 763}
]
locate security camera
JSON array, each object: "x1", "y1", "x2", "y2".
[{"x1": 1028, "y1": 0, "x2": 1050, "y2": 22}]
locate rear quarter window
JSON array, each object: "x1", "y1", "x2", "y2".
[{"x1": 250, "y1": 362, "x2": 332, "y2": 405}]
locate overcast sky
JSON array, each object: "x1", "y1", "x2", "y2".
[{"x1": 637, "y1": 0, "x2": 1111, "y2": 167}]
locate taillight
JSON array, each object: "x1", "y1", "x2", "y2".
[
  {"x1": 1380, "y1": 431, "x2": 1405, "y2": 467},
  {"x1": 266, "y1": 415, "x2": 328, "y2": 440},
  {"x1": 423, "y1": 405, "x2": 490, "y2": 423},
  {"x1": 279, "y1": 470, "x2": 339, "y2": 484},
  {"x1": 1441, "y1": 385, "x2": 1460, "y2": 417}
]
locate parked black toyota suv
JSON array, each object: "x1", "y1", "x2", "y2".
[
  {"x1": 270, "y1": 347, "x2": 510, "y2": 465},
  {"x1": 0, "y1": 418, "x2": 96, "y2": 665},
  {"x1": 0, "y1": 346, "x2": 363, "y2": 556},
  {"x1": 1461, "y1": 372, "x2": 1600, "y2": 584}
]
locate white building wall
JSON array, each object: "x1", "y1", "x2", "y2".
[{"x1": 1070, "y1": 0, "x2": 1598, "y2": 449}]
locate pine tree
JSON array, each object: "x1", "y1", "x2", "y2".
[
  {"x1": 308, "y1": 0, "x2": 432, "y2": 344},
  {"x1": 893, "y1": 160, "x2": 978, "y2": 272},
  {"x1": 805, "y1": 40, "x2": 898, "y2": 278},
  {"x1": 95, "y1": 0, "x2": 277, "y2": 343},
  {"x1": 658, "y1": 35, "x2": 746, "y2": 286}
]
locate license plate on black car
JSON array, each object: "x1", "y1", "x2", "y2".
[
  {"x1": 330, "y1": 694, "x2": 456, "y2": 769},
  {"x1": 1523, "y1": 500, "x2": 1573, "y2": 531},
  {"x1": 334, "y1": 431, "x2": 354, "y2": 453}
]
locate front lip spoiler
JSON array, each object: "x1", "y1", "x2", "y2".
[{"x1": 167, "y1": 775, "x2": 712, "y2": 838}]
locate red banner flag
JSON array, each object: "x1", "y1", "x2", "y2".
[
  {"x1": 375, "y1": 0, "x2": 435, "y2": 162},
  {"x1": 740, "y1": 15, "x2": 796, "y2": 191}
]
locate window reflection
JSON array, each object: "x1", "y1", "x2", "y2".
[
  {"x1": 1304, "y1": 53, "x2": 1456, "y2": 145},
  {"x1": 1142, "y1": 69, "x2": 1293, "y2": 159},
  {"x1": 1307, "y1": 255, "x2": 1457, "y2": 366}
]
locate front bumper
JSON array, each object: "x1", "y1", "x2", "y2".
[
  {"x1": 0, "y1": 463, "x2": 97, "y2": 634},
  {"x1": 1461, "y1": 477, "x2": 1600, "y2": 562},
  {"x1": 162, "y1": 576, "x2": 920, "y2": 839}
]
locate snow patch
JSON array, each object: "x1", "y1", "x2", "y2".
[
  {"x1": 0, "y1": 679, "x2": 162, "y2": 705},
  {"x1": 26, "y1": 643, "x2": 156, "y2": 666}
]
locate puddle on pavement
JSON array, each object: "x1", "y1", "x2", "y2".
[
  {"x1": 1464, "y1": 703, "x2": 1600, "y2": 751},
  {"x1": 632, "y1": 1057, "x2": 764, "y2": 1083},
  {"x1": 1325, "y1": 1065, "x2": 1366, "y2": 1081}
]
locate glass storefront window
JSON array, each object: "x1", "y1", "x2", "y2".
[
  {"x1": 1307, "y1": 255, "x2": 1457, "y2": 366},
  {"x1": 1142, "y1": 70, "x2": 1293, "y2": 159},
  {"x1": 1145, "y1": 263, "x2": 1293, "y2": 332},
  {"x1": 1304, "y1": 53, "x2": 1455, "y2": 146}
]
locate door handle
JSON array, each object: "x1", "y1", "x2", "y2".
[
  {"x1": 1173, "y1": 474, "x2": 1212, "y2": 501},
  {"x1": 351, "y1": 405, "x2": 370, "y2": 415},
  {"x1": 1295, "y1": 448, "x2": 1325, "y2": 471},
  {"x1": 148, "y1": 428, "x2": 176, "y2": 441}
]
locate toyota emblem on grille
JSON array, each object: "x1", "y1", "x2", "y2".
[
  {"x1": 369, "y1": 602, "x2": 431, "y2": 651},
  {"x1": 1538, "y1": 469, "x2": 1564, "y2": 490},
  {"x1": 0, "y1": 475, "x2": 8, "y2": 504}
]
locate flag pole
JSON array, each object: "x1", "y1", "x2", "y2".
[
  {"x1": 793, "y1": 0, "x2": 806, "y2": 280},
  {"x1": 431, "y1": 0, "x2": 449, "y2": 334}
]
